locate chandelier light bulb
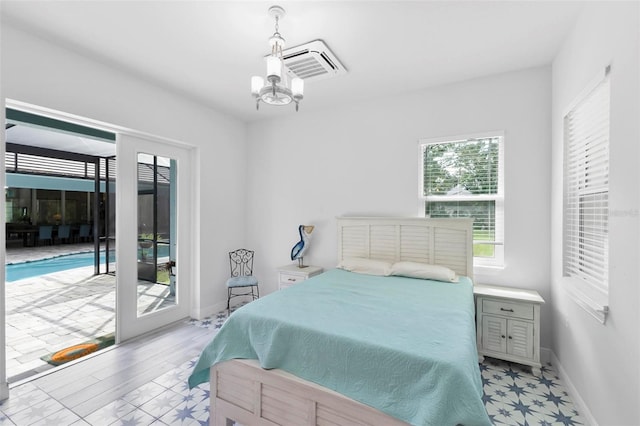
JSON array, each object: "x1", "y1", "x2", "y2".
[
  {"x1": 266, "y1": 56, "x2": 282, "y2": 82},
  {"x1": 251, "y1": 76, "x2": 264, "y2": 96},
  {"x1": 269, "y1": 34, "x2": 285, "y2": 51},
  {"x1": 291, "y1": 78, "x2": 304, "y2": 98}
]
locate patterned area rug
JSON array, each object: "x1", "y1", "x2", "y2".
[{"x1": 41, "y1": 333, "x2": 115, "y2": 366}]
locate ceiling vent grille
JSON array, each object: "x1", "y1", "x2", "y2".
[{"x1": 281, "y1": 39, "x2": 347, "y2": 82}]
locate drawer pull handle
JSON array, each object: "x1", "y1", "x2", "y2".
[
  {"x1": 508, "y1": 336, "x2": 513, "y2": 339},
  {"x1": 500, "y1": 308, "x2": 514, "y2": 312},
  {"x1": 288, "y1": 278, "x2": 296, "y2": 281},
  {"x1": 501, "y1": 335, "x2": 506, "y2": 339}
]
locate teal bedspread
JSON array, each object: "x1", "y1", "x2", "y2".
[{"x1": 189, "y1": 268, "x2": 490, "y2": 426}]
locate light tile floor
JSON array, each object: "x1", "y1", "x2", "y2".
[
  {"x1": 0, "y1": 313, "x2": 226, "y2": 426},
  {"x1": 0, "y1": 312, "x2": 585, "y2": 425},
  {"x1": 481, "y1": 358, "x2": 584, "y2": 425},
  {"x1": 5, "y1": 244, "x2": 174, "y2": 383}
]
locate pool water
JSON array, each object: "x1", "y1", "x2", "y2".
[
  {"x1": 6, "y1": 251, "x2": 114, "y2": 282},
  {"x1": 6, "y1": 245, "x2": 171, "y2": 282}
]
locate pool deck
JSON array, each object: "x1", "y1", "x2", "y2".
[{"x1": 5, "y1": 243, "x2": 174, "y2": 383}]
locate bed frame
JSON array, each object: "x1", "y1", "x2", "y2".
[
  {"x1": 336, "y1": 216, "x2": 474, "y2": 280},
  {"x1": 210, "y1": 217, "x2": 474, "y2": 426}
]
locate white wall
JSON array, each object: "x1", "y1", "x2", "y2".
[
  {"x1": 550, "y1": 2, "x2": 640, "y2": 425},
  {"x1": 1, "y1": 24, "x2": 247, "y2": 318},
  {"x1": 246, "y1": 67, "x2": 553, "y2": 348}
]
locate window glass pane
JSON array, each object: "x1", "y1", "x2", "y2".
[
  {"x1": 36, "y1": 189, "x2": 61, "y2": 224},
  {"x1": 65, "y1": 191, "x2": 90, "y2": 224},
  {"x1": 137, "y1": 153, "x2": 176, "y2": 314},
  {"x1": 421, "y1": 134, "x2": 503, "y2": 266},
  {"x1": 423, "y1": 138, "x2": 500, "y2": 196},
  {"x1": 426, "y1": 200, "x2": 495, "y2": 258},
  {"x1": 5, "y1": 188, "x2": 32, "y2": 224}
]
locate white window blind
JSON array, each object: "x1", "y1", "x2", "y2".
[
  {"x1": 563, "y1": 72, "x2": 610, "y2": 323},
  {"x1": 420, "y1": 134, "x2": 504, "y2": 267}
]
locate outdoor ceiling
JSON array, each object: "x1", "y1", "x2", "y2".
[
  {"x1": 1, "y1": 1, "x2": 585, "y2": 123},
  {"x1": 6, "y1": 125, "x2": 116, "y2": 158}
]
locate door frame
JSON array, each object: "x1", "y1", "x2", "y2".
[{"x1": 1, "y1": 100, "x2": 199, "y2": 397}]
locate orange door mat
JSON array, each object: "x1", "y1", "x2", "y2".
[{"x1": 41, "y1": 333, "x2": 115, "y2": 366}]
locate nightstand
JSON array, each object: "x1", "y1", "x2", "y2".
[
  {"x1": 474, "y1": 284, "x2": 545, "y2": 375},
  {"x1": 277, "y1": 264, "x2": 323, "y2": 290}
]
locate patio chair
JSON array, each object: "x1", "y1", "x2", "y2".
[
  {"x1": 57, "y1": 225, "x2": 71, "y2": 244},
  {"x1": 226, "y1": 249, "x2": 259, "y2": 310},
  {"x1": 77, "y1": 224, "x2": 91, "y2": 242},
  {"x1": 37, "y1": 225, "x2": 53, "y2": 246}
]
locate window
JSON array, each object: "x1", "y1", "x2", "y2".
[
  {"x1": 420, "y1": 133, "x2": 504, "y2": 267},
  {"x1": 563, "y1": 71, "x2": 610, "y2": 323}
]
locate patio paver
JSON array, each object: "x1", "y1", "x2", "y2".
[{"x1": 5, "y1": 244, "x2": 174, "y2": 383}]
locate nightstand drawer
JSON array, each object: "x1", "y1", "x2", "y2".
[
  {"x1": 277, "y1": 265, "x2": 323, "y2": 290},
  {"x1": 280, "y1": 273, "x2": 305, "y2": 286},
  {"x1": 483, "y1": 299, "x2": 534, "y2": 320}
]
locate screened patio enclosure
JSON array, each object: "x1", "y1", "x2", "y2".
[
  {"x1": 5, "y1": 109, "x2": 116, "y2": 275},
  {"x1": 136, "y1": 153, "x2": 176, "y2": 288},
  {"x1": 5, "y1": 108, "x2": 178, "y2": 287}
]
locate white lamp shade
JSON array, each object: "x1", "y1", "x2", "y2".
[
  {"x1": 266, "y1": 56, "x2": 282, "y2": 80},
  {"x1": 251, "y1": 76, "x2": 264, "y2": 95},
  {"x1": 291, "y1": 78, "x2": 304, "y2": 97}
]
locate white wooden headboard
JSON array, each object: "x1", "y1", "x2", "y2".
[{"x1": 337, "y1": 217, "x2": 474, "y2": 280}]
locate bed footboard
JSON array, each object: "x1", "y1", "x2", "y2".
[{"x1": 210, "y1": 359, "x2": 408, "y2": 426}]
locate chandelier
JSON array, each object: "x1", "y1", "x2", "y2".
[{"x1": 251, "y1": 5, "x2": 304, "y2": 111}]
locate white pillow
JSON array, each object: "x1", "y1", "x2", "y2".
[
  {"x1": 390, "y1": 261, "x2": 458, "y2": 283},
  {"x1": 338, "y1": 257, "x2": 392, "y2": 276}
]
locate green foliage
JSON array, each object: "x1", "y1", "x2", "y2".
[
  {"x1": 423, "y1": 138, "x2": 499, "y2": 196},
  {"x1": 473, "y1": 230, "x2": 496, "y2": 257},
  {"x1": 157, "y1": 269, "x2": 170, "y2": 285}
]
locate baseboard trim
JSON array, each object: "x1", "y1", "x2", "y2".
[
  {"x1": 0, "y1": 382, "x2": 8, "y2": 401},
  {"x1": 550, "y1": 351, "x2": 598, "y2": 426},
  {"x1": 193, "y1": 295, "x2": 261, "y2": 320},
  {"x1": 191, "y1": 301, "x2": 227, "y2": 320},
  {"x1": 540, "y1": 346, "x2": 552, "y2": 364}
]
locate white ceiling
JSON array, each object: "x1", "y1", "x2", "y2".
[{"x1": 1, "y1": 1, "x2": 584, "y2": 123}]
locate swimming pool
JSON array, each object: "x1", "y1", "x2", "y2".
[
  {"x1": 6, "y1": 244, "x2": 171, "y2": 282},
  {"x1": 6, "y1": 251, "x2": 114, "y2": 282}
]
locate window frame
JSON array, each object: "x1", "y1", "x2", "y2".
[{"x1": 418, "y1": 131, "x2": 505, "y2": 268}]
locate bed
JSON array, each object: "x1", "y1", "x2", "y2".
[{"x1": 189, "y1": 217, "x2": 491, "y2": 426}]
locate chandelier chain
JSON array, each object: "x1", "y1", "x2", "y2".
[{"x1": 272, "y1": 15, "x2": 282, "y2": 57}]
